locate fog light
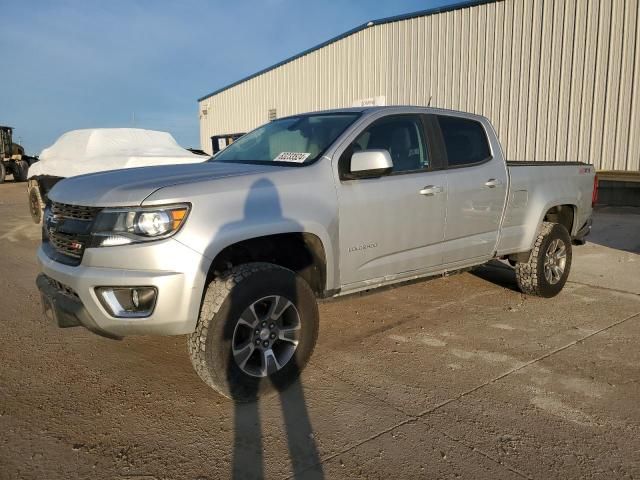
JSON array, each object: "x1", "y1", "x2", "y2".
[{"x1": 96, "y1": 287, "x2": 157, "y2": 318}]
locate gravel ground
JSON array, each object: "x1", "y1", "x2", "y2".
[{"x1": 0, "y1": 182, "x2": 639, "y2": 479}]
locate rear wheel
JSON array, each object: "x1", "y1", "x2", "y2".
[
  {"x1": 0, "y1": 163, "x2": 5, "y2": 184},
  {"x1": 515, "y1": 222, "x2": 572, "y2": 298},
  {"x1": 188, "y1": 262, "x2": 319, "y2": 402}
]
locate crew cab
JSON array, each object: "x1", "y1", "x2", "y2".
[{"x1": 36, "y1": 106, "x2": 596, "y2": 400}]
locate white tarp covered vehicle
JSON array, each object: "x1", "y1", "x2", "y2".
[{"x1": 27, "y1": 128, "x2": 207, "y2": 223}]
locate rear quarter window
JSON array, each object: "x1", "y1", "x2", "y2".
[{"x1": 436, "y1": 115, "x2": 491, "y2": 167}]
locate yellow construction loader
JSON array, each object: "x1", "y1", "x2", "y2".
[{"x1": 0, "y1": 126, "x2": 38, "y2": 183}]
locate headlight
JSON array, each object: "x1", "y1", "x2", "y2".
[{"x1": 90, "y1": 204, "x2": 189, "y2": 247}]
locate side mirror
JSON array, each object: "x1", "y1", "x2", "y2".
[{"x1": 346, "y1": 149, "x2": 393, "y2": 179}]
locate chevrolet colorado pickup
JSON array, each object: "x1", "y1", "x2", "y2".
[{"x1": 37, "y1": 106, "x2": 596, "y2": 400}]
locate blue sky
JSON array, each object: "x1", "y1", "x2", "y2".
[{"x1": 2, "y1": 0, "x2": 457, "y2": 154}]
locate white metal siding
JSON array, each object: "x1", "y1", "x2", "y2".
[{"x1": 199, "y1": 0, "x2": 640, "y2": 172}]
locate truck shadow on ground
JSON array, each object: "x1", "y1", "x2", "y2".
[
  {"x1": 216, "y1": 178, "x2": 324, "y2": 479},
  {"x1": 470, "y1": 260, "x2": 521, "y2": 292}
]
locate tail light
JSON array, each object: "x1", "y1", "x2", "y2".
[{"x1": 592, "y1": 174, "x2": 599, "y2": 207}]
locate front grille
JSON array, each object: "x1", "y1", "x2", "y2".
[
  {"x1": 48, "y1": 230, "x2": 85, "y2": 259},
  {"x1": 44, "y1": 202, "x2": 101, "y2": 265},
  {"x1": 51, "y1": 201, "x2": 100, "y2": 221}
]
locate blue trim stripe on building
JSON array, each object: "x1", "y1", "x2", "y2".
[{"x1": 197, "y1": 0, "x2": 500, "y2": 102}]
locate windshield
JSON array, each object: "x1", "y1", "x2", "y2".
[{"x1": 212, "y1": 113, "x2": 360, "y2": 165}]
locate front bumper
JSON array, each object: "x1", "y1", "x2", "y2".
[
  {"x1": 37, "y1": 274, "x2": 121, "y2": 339},
  {"x1": 36, "y1": 238, "x2": 208, "y2": 337}
]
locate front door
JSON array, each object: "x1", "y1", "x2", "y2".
[{"x1": 336, "y1": 114, "x2": 448, "y2": 287}]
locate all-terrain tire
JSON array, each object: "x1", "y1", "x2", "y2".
[
  {"x1": 515, "y1": 222, "x2": 572, "y2": 298},
  {"x1": 28, "y1": 181, "x2": 44, "y2": 224},
  {"x1": 188, "y1": 262, "x2": 319, "y2": 402},
  {"x1": 13, "y1": 160, "x2": 29, "y2": 182},
  {"x1": 0, "y1": 163, "x2": 5, "y2": 184}
]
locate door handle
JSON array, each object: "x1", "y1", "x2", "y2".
[
  {"x1": 419, "y1": 185, "x2": 444, "y2": 196},
  {"x1": 484, "y1": 178, "x2": 503, "y2": 188}
]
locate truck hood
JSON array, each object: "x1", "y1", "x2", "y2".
[{"x1": 48, "y1": 161, "x2": 276, "y2": 207}]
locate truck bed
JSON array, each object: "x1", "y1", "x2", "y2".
[
  {"x1": 497, "y1": 161, "x2": 596, "y2": 256},
  {"x1": 506, "y1": 160, "x2": 589, "y2": 167}
]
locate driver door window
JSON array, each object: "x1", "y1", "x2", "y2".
[{"x1": 351, "y1": 115, "x2": 429, "y2": 173}]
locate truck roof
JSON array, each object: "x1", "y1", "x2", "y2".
[{"x1": 278, "y1": 106, "x2": 489, "y2": 122}]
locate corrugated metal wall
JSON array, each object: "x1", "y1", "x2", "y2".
[{"x1": 199, "y1": 0, "x2": 640, "y2": 172}]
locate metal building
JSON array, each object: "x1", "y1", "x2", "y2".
[{"x1": 198, "y1": 0, "x2": 640, "y2": 177}]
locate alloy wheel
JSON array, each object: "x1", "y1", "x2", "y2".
[
  {"x1": 231, "y1": 295, "x2": 301, "y2": 377},
  {"x1": 543, "y1": 238, "x2": 567, "y2": 285}
]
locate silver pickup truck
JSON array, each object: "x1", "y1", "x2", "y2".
[{"x1": 37, "y1": 106, "x2": 596, "y2": 400}]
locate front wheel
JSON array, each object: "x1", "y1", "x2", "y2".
[
  {"x1": 28, "y1": 181, "x2": 44, "y2": 224},
  {"x1": 515, "y1": 222, "x2": 572, "y2": 298},
  {"x1": 188, "y1": 262, "x2": 319, "y2": 402},
  {"x1": 13, "y1": 160, "x2": 29, "y2": 182}
]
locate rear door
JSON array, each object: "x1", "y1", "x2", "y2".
[
  {"x1": 336, "y1": 114, "x2": 448, "y2": 286},
  {"x1": 429, "y1": 114, "x2": 508, "y2": 264}
]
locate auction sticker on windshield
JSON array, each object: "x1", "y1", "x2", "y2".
[{"x1": 274, "y1": 152, "x2": 311, "y2": 163}]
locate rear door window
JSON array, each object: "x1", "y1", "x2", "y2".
[{"x1": 435, "y1": 115, "x2": 491, "y2": 167}]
